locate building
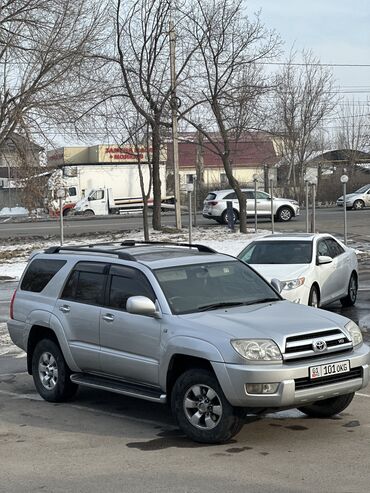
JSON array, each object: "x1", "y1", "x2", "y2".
[{"x1": 166, "y1": 132, "x2": 282, "y2": 190}]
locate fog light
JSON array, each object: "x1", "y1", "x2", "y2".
[{"x1": 246, "y1": 383, "x2": 279, "y2": 394}]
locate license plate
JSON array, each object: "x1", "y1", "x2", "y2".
[{"x1": 309, "y1": 360, "x2": 350, "y2": 379}]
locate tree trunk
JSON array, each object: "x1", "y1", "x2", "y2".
[
  {"x1": 151, "y1": 123, "x2": 162, "y2": 231},
  {"x1": 221, "y1": 156, "x2": 247, "y2": 233},
  {"x1": 143, "y1": 200, "x2": 149, "y2": 240}
]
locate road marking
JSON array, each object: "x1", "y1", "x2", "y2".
[{"x1": 356, "y1": 392, "x2": 370, "y2": 398}]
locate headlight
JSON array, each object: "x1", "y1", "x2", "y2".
[
  {"x1": 282, "y1": 277, "x2": 305, "y2": 290},
  {"x1": 231, "y1": 339, "x2": 282, "y2": 361},
  {"x1": 345, "y1": 321, "x2": 363, "y2": 347}
]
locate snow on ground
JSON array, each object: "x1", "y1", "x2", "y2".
[
  {"x1": 0, "y1": 322, "x2": 25, "y2": 357},
  {"x1": 0, "y1": 227, "x2": 267, "y2": 280},
  {"x1": 0, "y1": 206, "x2": 28, "y2": 216}
]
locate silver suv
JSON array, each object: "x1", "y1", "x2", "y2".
[
  {"x1": 7, "y1": 241, "x2": 369, "y2": 443},
  {"x1": 203, "y1": 189, "x2": 300, "y2": 224},
  {"x1": 336, "y1": 184, "x2": 370, "y2": 210}
]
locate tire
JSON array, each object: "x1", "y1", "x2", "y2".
[
  {"x1": 308, "y1": 285, "x2": 320, "y2": 308},
  {"x1": 31, "y1": 339, "x2": 78, "y2": 402},
  {"x1": 276, "y1": 206, "x2": 293, "y2": 222},
  {"x1": 352, "y1": 200, "x2": 364, "y2": 210},
  {"x1": 83, "y1": 209, "x2": 95, "y2": 216},
  {"x1": 298, "y1": 392, "x2": 355, "y2": 418},
  {"x1": 221, "y1": 209, "x2": 239, "y2": 225},
  {"x1": 340, "y1": 272, "x2": 358, "y2": 307},
  {"x1": 63, "y1": 208, "x2": 72, "y2": 217},
  {"x1": 171, "y1": 369, "x2": 244, "y2": 444}
]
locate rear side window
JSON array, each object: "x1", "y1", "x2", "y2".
[
  {"x1": 21, "y1": 259, "x2": 66, "y2": 292},
  {"x1": 205, "y1": 193, "x2": 217, "y2": 200},
  {"x1": 61, "y1": 262, "x2": 107, "y2": 305}
]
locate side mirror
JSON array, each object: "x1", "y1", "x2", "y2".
[
  {"x1": 270, "y1": 278, "x2": 282, "y2": 293},
  {"x1": 87, "y1": 196, "x2": 92, "y2": 201},
  {"x1": 317, "y1": 255, "x2": 333, "y2": 265},
  {"x1": 126, "y1": 296, "x2": 160, "y2": 318}
]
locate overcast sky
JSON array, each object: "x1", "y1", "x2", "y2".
[{"x1": 247, "y1": 0, "x2": 370, "y2": 113}]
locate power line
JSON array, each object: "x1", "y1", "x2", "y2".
[{"x1": 257, "y1": 62, "x2": 370, "y2": 68}]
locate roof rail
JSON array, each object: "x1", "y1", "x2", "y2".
[
  {"x1": 120, "y1": 240, "x2": 216, "y2": 253},
  {"x1": 44, "y1": 246, "x2": 136, "y2": 261}
]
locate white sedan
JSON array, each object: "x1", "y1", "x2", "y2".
[{"x1": 237, "y1": 233, "x2": 358, "y2": 307}]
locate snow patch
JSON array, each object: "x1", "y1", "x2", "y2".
[{"x1": 0, "y1": 207, "x2": 28, "y2": 216}]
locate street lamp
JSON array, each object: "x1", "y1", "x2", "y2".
[
  {"x1": 56, "y1": 188, "x2": 65, "y2": 246},
  {"x1": 341, "y1": 174, "x2": 349, "y2": 245},
  {"x1": 303, "y1": 174, "x2": 310, "y2": 233}
]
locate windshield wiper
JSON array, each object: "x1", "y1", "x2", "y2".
[
  {"x1": 197, "y1": 301, "x2": 245, "y2": 312},
  {"x1": 252, "y1": 297, "x2": 280, "y2": 305}
]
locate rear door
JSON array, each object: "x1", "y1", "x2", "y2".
[
  {"x1": 99, "y1": 265, "x2": 162, "y2": 386},
  {"x1": 55, "y1": 261, "x2": 108, "y2": 372}
]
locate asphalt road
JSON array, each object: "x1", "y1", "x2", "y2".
[{"x1": 1, "y1": 207, "x2": 370, "y2": 242}]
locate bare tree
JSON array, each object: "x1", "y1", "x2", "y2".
[
  {"x1": 0, "y1": 0, "x2": 107, "y2": 147},
  {"x1": 181, "y1": 0, "x2": 279, "y2": 233},
  {"x1": 271, "y1": 51, "x2": 338, "y2": 199}
]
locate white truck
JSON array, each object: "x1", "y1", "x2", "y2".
[{"x1": 47, "y1": 163, "x2": 166, "y2": 216}]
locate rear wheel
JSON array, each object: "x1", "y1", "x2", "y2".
[
  {"x1": 298, "y1": 393, "x2": 355, "y2": 418},
  {"x1": 32, "y1": 339, "x2": 78, "y2": 402},
  {"x1": 340, "y1": 272, "x2": 358, "y2": 307},
  {"x1": 171, "y1": 369, "x2": 244, "y2": 443},
  {"x1": 221, "y1": 209, "x2": 239, "y2": 225},
  {"x1": 308, "y1": 285, "x2": 320, "y2": 308},
  {"x1": 352, "y1": 200, "x2": 364, "y2": 210},
  {"x1": 276, "y1": 206, "x2": 293, "y2": 222}
]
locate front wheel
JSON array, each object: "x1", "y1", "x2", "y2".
[
  {"x1": 276, "y1": 206, "x2": 293, "y2": 222},
  {"x1": 171, "y1": 369, "x2": 244, "y2": 443},
  {"x1": 83, "y1": 209, "x2": 95, "y2": 216},
  {"x1": 298, "y1": 393, "x2": 355, "y2": 418},
  {"x1": 32, "y1": 339, "x2": 78, "y2": 402},
  {"x1": 340, "y1": 273, "x2": 358, "y2": 307},
  {"x1": 308, "y1": 285, "x2": 320, "y2": 308}
]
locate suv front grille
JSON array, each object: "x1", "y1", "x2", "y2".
[
  {"x1": 295, "y1": 366, "x2": 362, "y2": 390},
  {"x1": 284, "y1": 328, "x2": 352, "y2": 361}
]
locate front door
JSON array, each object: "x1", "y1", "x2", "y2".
[
  {"x1": 88, "y1": 189, "x2": 107, "y2": 215},
  {"x1": 99, "y1": 265, "x2": 161, "y2": 386}
]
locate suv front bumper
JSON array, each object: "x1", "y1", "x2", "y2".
[{"x1": 212, "y1": 343, "x2": 370, "y2": 408}]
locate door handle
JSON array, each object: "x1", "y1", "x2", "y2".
[
  {"x1": 102, "y1": 313, "x2": 115, "y2": 322},
  {"x1": 59, "y1": 305, "x2": 70, "y2": 313}
]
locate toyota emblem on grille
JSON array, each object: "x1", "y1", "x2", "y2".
[{"x1": 312, "y1": 339, "x2": 327, "y2": 352}]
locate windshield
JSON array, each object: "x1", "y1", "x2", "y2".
[
  {"x1": 154, "y1": 260, "x2": 280, "y2": 314},
  {"x1": 354, "y1": 185, "x2": 370, "y2": 194},
  {"x1": 239, "y1": 241, "x2": 313, "y2": 264}
]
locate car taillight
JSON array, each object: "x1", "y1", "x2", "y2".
[
  {"x1": 10, "y1": 289, "x2": 17, "y2": 319},
  {"x1": 208, "y1": 201, "x2": 218, "y2": 206}
]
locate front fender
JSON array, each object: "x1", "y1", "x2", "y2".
[{"x1": 159, "y1": 335, "x2": 224, "y2": 390}]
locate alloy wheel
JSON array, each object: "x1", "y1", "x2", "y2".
[
  {"x1": 38, "y1": 352, "x2": 59, "y2": 390},
  {"x1": 183, "y1": 384, "x2": 223, "y2": 430}
]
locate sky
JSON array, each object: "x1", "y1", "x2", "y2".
[{"x1": 247, "y1": 0, "x2": 370, "y2": 130}]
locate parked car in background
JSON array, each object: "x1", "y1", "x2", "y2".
[
  {"x1": 336, "y1": 184, "x2": 370, "y2": 210},
  {"x1": 202, "y1": 189, "x2": 299, "y2": 224},
  {"x1": 7, "y1": 241, "x2": 368, "y2": 443},
  {"x1": 238, "y1": 233, "x2": 358, "y2": 308}
]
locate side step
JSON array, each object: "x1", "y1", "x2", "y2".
[{"x1": 70, "y1": 373, "x2": 167, "y2": 404}]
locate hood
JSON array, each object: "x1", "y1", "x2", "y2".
[
  {"x1": 250, "y1": 264, "x2": 309, "y2": 282},
  {"x1": 180, "y1": 301, "x2": 348, "y2": 349},
  {"x1": 338, "y1": 193, "x2": 359, "y2": 201}
]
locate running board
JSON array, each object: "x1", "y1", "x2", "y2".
[{"x1": 70, "y1": 373, "x2": 167, "y2": 403}]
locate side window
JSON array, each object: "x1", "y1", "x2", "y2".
[
  {"x1": 21, "y1": 259, "x2": 66, "y2": 292},
  {"x1": 317, "y1": 241, "x2": 330, "y2": 257},
  {"x1": 61, "y1": 262, "x2": 107, "y2": 305},
  {"x1": 68, "y1": 187, "x2": 77, "y2": 197},
  {"x1": 107, "y1": 265, "x2": 155, "y2": 311},
  {"x1": 326, "y1": 238, "x2": 344, "y2": 258},
  {"x1": 90, "y1": 190, "x2": 104, "y2": 200},
  {"x1": 256, "y1": 191, "x2": 269, "y2": 200},
  {"x1": 239, "y1": 244, "x2": 256, "y2": 263},
  {"x1": 244, "y1": 191, "x2": 254, "y2": 200},
  {"x1": 224, "y1": 192, "x2": 236, "y2": 200}
]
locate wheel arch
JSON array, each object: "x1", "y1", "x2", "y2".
[
  {"x1": 310, "y1": 282, "x2": 321, "y2": 304},
  {"x1": 27, "y1": 325, "x2": 60, "y2": 375}
]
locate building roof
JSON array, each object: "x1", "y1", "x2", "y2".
[{"x1": 167, "y1": 132, "x2": 279, "y2": 169}]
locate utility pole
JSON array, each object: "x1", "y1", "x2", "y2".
[{"x1": 169, "y1": 18, "x2": 182, "y2": 229}]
